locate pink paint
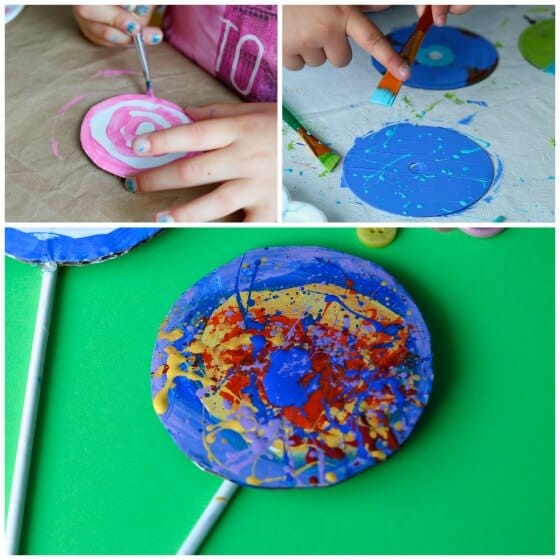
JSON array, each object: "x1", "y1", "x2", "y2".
[
  {"x1": 80, "y1": 93, "x2": 195, "y2": 178},
  {"x1": 50, "y1": 138, "x2": 63, "y2": 161},
  {"x1": 57, "y1": 94, "x2": 89, "y2": 117},
  {"x1": 93, "y1": 69, "x2": 137, "y2": 78}
]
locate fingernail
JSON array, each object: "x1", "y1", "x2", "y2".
[
  {"x1": 156, "y1": 212, "x2": 174, "y2": 223},
  {"x1": 126, "y1": 21, "x2": 138, "y2": 33},
  {"x1": 134, "y1": 5, "x2": 149, "y2": 15},
  {"x1": 436, "y1": 16, "x2": 446, "y2": 26},
  {"x1": 150, "y1": 33, "x2": 163, "y2": 44},
  {"x1": 109, "y1": 33, "x2": 128, "y2": 43},
  {"x1": 398, "y1": 63, "x2": 410, "y2": 79},
  {"x1": 124, "y1": 177, "x2": 137, "y2": 193},
  {"x1": 133, "y1": 137, "x2": 150, "y2": 154}
]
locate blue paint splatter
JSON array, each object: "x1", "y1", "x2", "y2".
[
  {"x1": 458, "y1": 113, "x2": 477, "y2": 125},
  {"x1": 466, "y1": 99, "x2": 489, "y2": 107}
]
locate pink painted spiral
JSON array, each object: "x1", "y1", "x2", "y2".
[{"x1": 80, "y1": 94, "x2": 194, "y2": 178}]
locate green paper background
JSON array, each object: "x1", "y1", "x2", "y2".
[{"x1": 5, "y1": 227, "x2": 555, "y2": 554}]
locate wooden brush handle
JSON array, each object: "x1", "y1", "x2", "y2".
[{"x1": 400, "y1": 7, "x2": 434, "y2": 64}]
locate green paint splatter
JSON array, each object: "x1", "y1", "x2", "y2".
[
  {"x1": 548, "y1": 138, "x2": 555, "y2": 147},
  {"x1": 499, "y1": 18, "x2": 509, "y2": 28},
  {"x1": 403, "y1": 95, "x2": 415, "y2": 111},
  {"x1": 402, "y1": 95, "x2": 443, "y2": 120},
  {"x1": 444, "y1": 92, "x2": 465, "y2": 104},
  {"x1": 287, "y1": 141, "x2": 296, "y2": 151},
  {"x1": 494, "y1": 41, "x2": 504, "y2": 49},
  {"x1": 318, "y1": 169, "x2": 329, "y2": 178},
  {"x1": 417, "y1": 99, "x2": 443, "y2": 119}
]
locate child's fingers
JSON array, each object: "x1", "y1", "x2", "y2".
[
  {"x1": 132, "y1": 120, "x2": 237, "y2": 156},
  {"x1": 80, "y1": 23, "x2": 131, "y2": 46},
  {"x1": 346, "y1": 10, "x2": 410, "y2": 79},
  {"x1": 244, "y1": 205, "x2": 278, "y2": 223},
  {"x1": 129, "y1": 147, "x2": 239, "y2": 193},
  {"x1": 449, "y1": 5, "x2": 472, "y2": 15},
  {"x1": 301, "y1": 48, "x2": 327, "y2": 67},
  {"x1": 142, "y1": 27, "x2": 164, "y2": 45},
  {"x1": 284, "y1": 54, "x2": 305, "y2": 70},
  {"x1": 155, "y1": 180, "x2": 253, "y2": 222},
  {"x1": 324, "y1": 40, "x2": 353, "y2": 68},
  {"x1": 431, "y1": 5, "x2": 450, "y2": 26},
  {"x1": 74, "y1": 5, "x2": 147, "y2": 36},
  {"x1": 185, "y1": 102, "x2": 275, "y2": 120}
]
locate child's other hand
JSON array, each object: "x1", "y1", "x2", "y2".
[
  {"x1": 416, "y1": 5, "x2": 472, "y2": 26},
  {"x1": 73, "y1": 5, "x2": 163, "y2": 47},
  {"x1": 283, "y1": 5, "x2": 410, "y2": 79},
  {"x1": 126, "y1": 103, "x2": 277, "y2": 223}
]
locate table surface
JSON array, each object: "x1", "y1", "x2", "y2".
[
  {"x1": 5, "y1": 227, "x2": 554, "y2": 554},
  {"x1": 5, "y1": 6, "x2": 240, "y2": 222},
  {"x1": 283, "y1": 5, "x2": 555, "y2": 223}
]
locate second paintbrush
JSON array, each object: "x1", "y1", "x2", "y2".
[{"x1": 282, "y1": 105, "x2": 340, "y2": 173}]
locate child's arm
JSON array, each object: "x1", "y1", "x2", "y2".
[
  {"x1": 73, "y1": 5, "x2": 163, "y2": 46},
  {"x1": 283, "y1": 6, "x2": 410, "y2": 78},
  {"x1": 125, "y1": 103, "x2": 277, "y2": 223}
]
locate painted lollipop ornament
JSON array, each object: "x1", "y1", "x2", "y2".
[
  {"x1": 342, "y1": 123, "x2": 495, "y2": 217},
  {"x1": 80, "y1": 94, "x2": 194, "y2": 178},
  {"x1": 151, "y1": 246, "x2": 433, "y2": 489},
  {"x1": 372, "y1": 26, "x2": 498, "y2": 89}
]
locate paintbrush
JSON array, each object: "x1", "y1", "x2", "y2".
[
  {"x1": 282, "y1": 105, "x2": 341, "y2": 173},
  {"x1": 133, "y1": 31, "x2": 154, "y2": 96},
  {"x1": 371, "y1": 7, "x2": 434, "y2": 107}
]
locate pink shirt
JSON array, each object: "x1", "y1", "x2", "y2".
[{"x1": 163, "y1": 5, "x2": 277, "y2": 102}]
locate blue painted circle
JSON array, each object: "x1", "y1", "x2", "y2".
[
  {"x1": 416, "y1": 44, "x2": 455, "y2": 67},
  {"x1": 341, "y1": 123, "x2": 495, "y2": 217},
  {"x1": 372, "y1": 26, "x2": 498, "y2": 89},
  {"x1": 5, "y1": 228, "x2": 161, "y2": 265}
]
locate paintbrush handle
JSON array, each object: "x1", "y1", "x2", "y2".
[
  {"x1": 282, "y1": 105, "x2": 304, "y2": 132},
  {"x1": 133, "y1": 32, "x2": 153, "y2": 95},
  {"x1": 400, "y1": 7, "x2": 433, "y2": 64},
  {"x1": 6, "y1": 265, "x2": 58, "y2": 554}
]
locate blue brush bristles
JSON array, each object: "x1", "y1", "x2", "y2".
[{"x1": 370, "y1": 87, "x2": 396, "y2": 107}]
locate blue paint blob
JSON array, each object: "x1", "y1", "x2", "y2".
[
  {"x1": 263, "y1": 348, "x2": 314, "y2": 407},
  {"x1": 372, "y1": 26, "x2": 498, "y2": 90},
  {"x1": 341, "y1": 123, "x2": 495, "y2": 217}
]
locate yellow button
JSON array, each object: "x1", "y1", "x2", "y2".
[{"x1": 357, "y1": 227, "x2": 397, "y2": 248}]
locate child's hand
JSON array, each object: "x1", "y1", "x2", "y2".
[
  {"x1": 125, "y1": 103, "x2": 277, "y2": 223},
  {"x1": 416, "y1": 5, "x2": 472, "y2": 26},
  {"x1": 73, "y1": 5, "x2": 163, "y2": 47},
  {"x1": 283, "y1": 5, "x2": 410, "y2": 79}
]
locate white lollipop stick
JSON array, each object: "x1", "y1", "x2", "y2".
[
  {"x1": 177, "y1": 480, "x2": 239, "y2": 555},
  {"x1": 6, "y1": 265, "x2": 58, "y2": 554}
]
